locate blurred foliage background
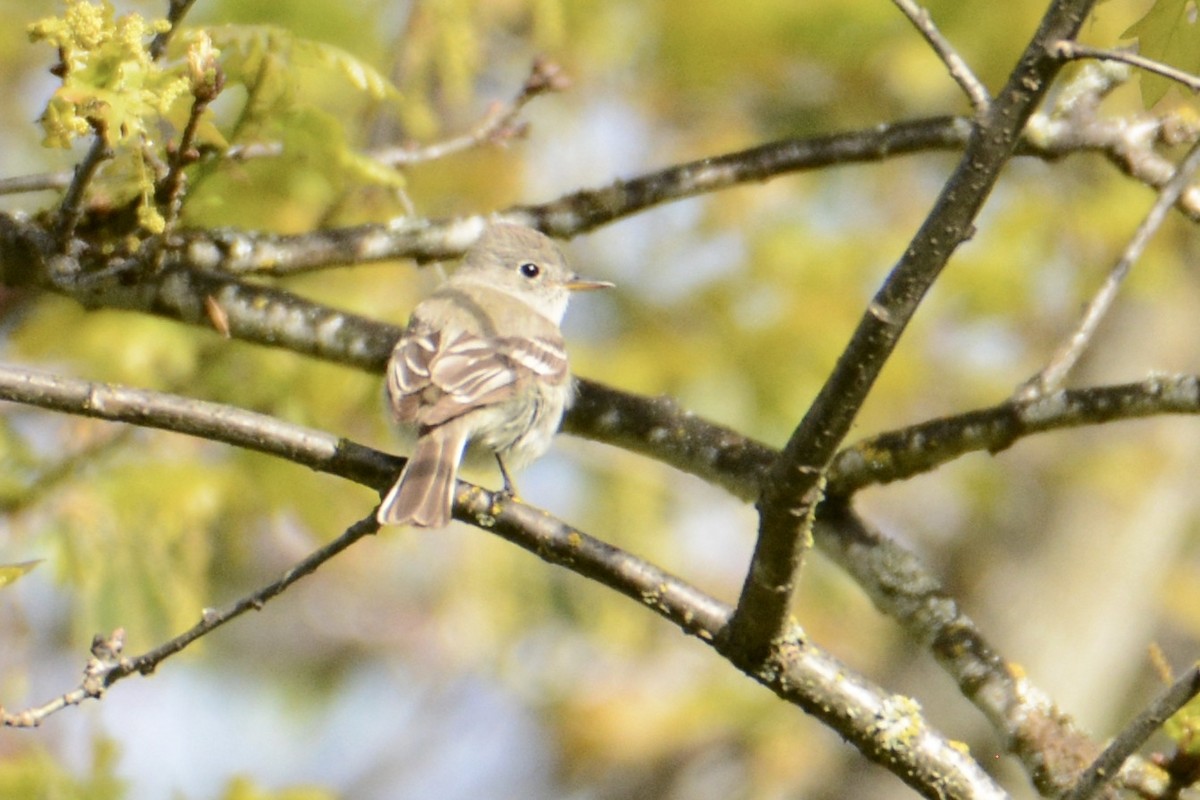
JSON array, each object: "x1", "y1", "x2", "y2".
[{"x1": 1, "y1": 0, "x2": 1199, "y2": 798}]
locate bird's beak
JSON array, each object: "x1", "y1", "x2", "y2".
[{"x1": 565, "y1": 276, "x2": 615, "y2": 292}]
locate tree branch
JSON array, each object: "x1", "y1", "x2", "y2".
[
  {"x1": 371, "y1": 57, "x2": 570, "y2": 167},
  {"x1": 3, "y1": 509, "x2": 379, "y2": 728},
  {"x1": 135, "y1": 105, "x2": 1200, "y2": 275},
  {"x1": 1017, "y1": 138, "x2": 1200, "y2": 400},
  {"x1": 160, "y1": 116, "x2": 976, "y2": 275},
  {"x1": 5, "y1": 363, "x2": 1192, "y2": 792},
  {"x1": 0, "y1": 171, "x2": 72, "y2": 196},
  {"x1": 9, "y1": 99, "x2": 1190, "y2": 278},
  {"x1": 0, "y1": 363, "x2": 395, "y2": 488},
  {"x1": 54, "y1": 133, "x2": 111, "y2": 246},
  {"x1": 828, "y1": 375, "x2": 1200, "y2": 495},
  {"x1": 1062, "y1": 663, "x2": 1200, "y2": 800},
  {"x1": 0, "y1": 211, "x2": 402, "y2": 371},
  {"x1": 6, "y1": 64, "x2": 1199, "y2": 273},
  {"x1": 1054, "y1": 40, "x2": 1200, "y2": 94},
  {"x1": 891, "y1": 0, "x2": 991, "y2": 116},
  {"x1": 0, "y1": 365, "x2": 1004, "y2": 800},
  {"x1": 724, "y1": 0, "x2": 1097, "y2": 662},
  {"x1": 149, "y1": 0, "x2": 200, "y2": 60},
  {"x1": 815, "y1": 504, "x2": 1109, "y2": 796}
]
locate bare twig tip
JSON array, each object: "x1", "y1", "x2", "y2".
[{"x1": 527, "y1": 57, "x2": 571, "y2": 94}]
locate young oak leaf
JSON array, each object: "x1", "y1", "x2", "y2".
[{"x1": 0, "y1": 560, "x2": 42, "y2": 590}]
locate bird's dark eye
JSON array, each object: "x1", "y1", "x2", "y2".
[{"x1": 519, "y1": 262, "x2": 541, "y2": 279}]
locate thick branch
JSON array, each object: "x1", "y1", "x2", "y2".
[
  {"x1": 0, "y1": 364, "x2": 395, "y2": 488},
  {"x1": 816, "y1": 504, "x2": 1106, "y2": 796},
  {"x1": 725, "y1": 0, "x2": 1097, "y2": 660},
  {"x1": 0, "y1": 211, "x2": 400, "y2": 371}
]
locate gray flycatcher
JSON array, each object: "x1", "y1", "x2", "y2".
[{"x1": 377, "y1": 222, "x2": 613, "y2": 528}]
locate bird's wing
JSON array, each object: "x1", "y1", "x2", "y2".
[{"x1": 387, "y1": 328, "x2": 567, "y2": 429}]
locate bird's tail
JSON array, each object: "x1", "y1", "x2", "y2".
[{"x1": 377, "y1": 425, "x2": 468, "y2": 528}]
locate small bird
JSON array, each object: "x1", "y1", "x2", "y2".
[{"x1": 377, "y1": 222, "x2": 613, "y2": 528}]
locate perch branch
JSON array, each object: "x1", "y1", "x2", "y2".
[
  {"x1": 0, "y1": 366, "x2": 1003, "y2": 799},
  {"x1": 2, "y1": 363, "x2": 1193, "y2": 792}
]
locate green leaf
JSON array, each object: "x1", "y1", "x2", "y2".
[
  {"x1": 1123, "y1": 0, "x2": 1200, "y2": 106},
  {"x1": 0, "y1": 736, "x2": 123, "y2": 800},
  {"x1": 0, "y1": 560, "x2": 42, "y2": 589},
  {"x1": 29, "y1": 0, "x2": 180, "y2": 147},
  {"x1": 281, "y1": 106, "x2": 404, "y2": 190},
  {"x1": 203, "y1": 24, "x2": 403, "y2": 106},
  {"x1": 1164, "y1": 677, "x2": 1200, "y2": 754},
  {"x1": 220, "y1": 775, "x2": 338, "y2": 800}
]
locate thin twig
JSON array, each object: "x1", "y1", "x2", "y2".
[
  {"x1": 1016, "y1": 138, "x2": 1200, "y2": 400},
  {"x1": 124, "y1": 512, "x2": 380, "y2": 675},
  {"x1": 1, "y1": 512, "x2": 379, "y2": 727},
  {"x1": 54, "y1": 132, "x2": 111, "y2": 246},
  {"x1": 0, "y1": 630, "x2": 129, "y2": 727},
  {"x1": 184, "y1": 59, "x2": 564, "y2": 176},
  {"x1": 157, "y1": 100, "x2": 206, "y2": 232},
  {"x1": 1062, "y1": 663, "x2": 1200, "y2": 800},
  {"x1": 0, "y1": 426, "x2": 134, "y2": 514},
  {"x1": 1054, "y1": 40, "x2": 1200, "y2": 94},
  {"x1": 157, "y1": 36, "x2": 224, "y2": 234},
  {"x1": 0, "y1": 171, "x2": 73, "y2": 196},
  {"x1": 149, "y1": 0, "x2": 200, "y2": 60},
  {"x1": 892, "y1": 0, "x2": 991, "y2": 115},
  {"x1": 372, "y1": 57, "x2": 570, "y2": 167}
]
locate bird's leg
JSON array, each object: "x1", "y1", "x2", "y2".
[{"x1": 495, "y1": 454, "x2": 520, "y2": 500}]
